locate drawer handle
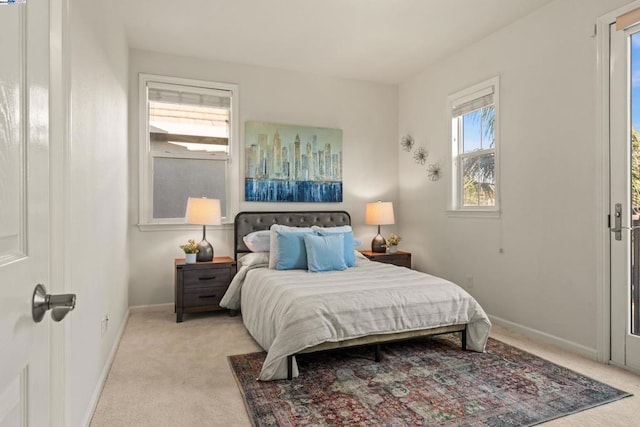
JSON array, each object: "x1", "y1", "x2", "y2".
[
  {"x1": 198, "y1": 294, "x2": 217, "y2": 299},
  {"x1": 199, "y1": 276, "x2": 216, "y2": 280}
]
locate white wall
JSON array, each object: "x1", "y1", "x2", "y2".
[
  {"x1": 398, "y1": 0, "x2": 630, "y2": 357},
  {"x1": 128, "y1": 50, "x2": 399, "y2": 306},
  {"x1": 64, "y1": 0, "x2": 129, "y2": 425}
]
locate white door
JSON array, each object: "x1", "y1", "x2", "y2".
[
  {"x1": 610, "y1": 11, "x2": 640, "y2": 372},
  {"x1": 0, "y1": 0, "x2": 52, "y2": 425}
]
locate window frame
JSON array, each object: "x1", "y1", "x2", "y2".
[
  {"x1": 448, "y1": 76, "x2": 500, "y2": 217},
  {"x1": 138, "y1": 73, "x2": 239, "y2": 229}
]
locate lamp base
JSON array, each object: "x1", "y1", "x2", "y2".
[
  {"x1": 371, "y1": 234, "x2": 387, "y2": 253},
  {"x1": 196, "y1": 239, "x2": 214, "y2": 262}
]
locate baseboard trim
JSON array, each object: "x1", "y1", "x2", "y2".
[
  {"x1": 129, "y1": 302, "x2": 173, "y2": 313},
  {"x1": 82, "y1": 308, "x2": 130, "y2": 427},
  {"x1": 489, "y1": 315, "x2": 599, "y2": 361}
]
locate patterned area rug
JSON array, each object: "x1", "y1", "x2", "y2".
[{"x1": 228, "y1": 335, "x2": 631, "y2": 426}]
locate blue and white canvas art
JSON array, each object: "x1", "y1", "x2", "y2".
[{"x1": 244, "y1": 121, "x2": 343, "y2": 203}]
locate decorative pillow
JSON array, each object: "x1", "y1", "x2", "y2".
[
  {"x1": 352, "y1": 238, "x2": 363, "y2": 247},
  {"x1": 311, "y1": 225, "x2": 352, "y2": 233},
  {"x1": 242, "y1": 230, "x2": 271, "y2": 252},
  {"x1": 312, "y1": 226, "x2": 356, "y2": 267},
  {"x1": 275, "y1": 230, "x2": 313, "y2": 270},
  {"x1": 269, "y1": 224, "x2": 313, "y2": 269},
  {"x1": 304, "y1": 233, "x2": 347, "y2": 272},
  {"x1": 238, "y1": 252, "x2": 269, "y2": 268}
]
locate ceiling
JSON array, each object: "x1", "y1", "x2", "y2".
[{"x1": 114, "y1": 0, "x2": 554, "y2": 85}]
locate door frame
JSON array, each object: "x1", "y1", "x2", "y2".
[
  {"x1": 49, "y1": 0, "x2": 72, "y2": 424},
  {"x1": 597, "y1": 0, "x2": 640, "y2": 368}
]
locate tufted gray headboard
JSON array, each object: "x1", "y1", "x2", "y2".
[{"x1": 234, "y1": 211, "x2": 351, "y2": 260}]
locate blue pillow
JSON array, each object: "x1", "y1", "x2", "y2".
[
  {"x1": 304, "y1": 233, "x2": 347, "y2": 272},
  {"x1": 275, "y1": 230, "x2": 313, "y2": 270},
  {"x1": 315, "y1": 230, "x2": 356, "y2": 267}
]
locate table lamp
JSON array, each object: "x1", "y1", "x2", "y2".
[
  {"x1": 365, "y1": 201, "x2": 395, "y2": 253},
  {"x1": 185, "y1": 197, "x2": 221, "y2": 262}
]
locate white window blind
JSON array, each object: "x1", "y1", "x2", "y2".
[
  {"x1": 148, "y1": 83, "x2": 231, "y2": 109},
  {"x1": 451, "y1": 87, "x2": 494, "y2": 117}
]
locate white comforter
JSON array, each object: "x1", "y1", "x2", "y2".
[{"x1": 220, "y1": 254, "x2": 491, "y2": 381}]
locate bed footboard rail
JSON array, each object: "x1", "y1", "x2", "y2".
[{"x1": 286, "y1": 324, "x2": 468, "y2": 380}]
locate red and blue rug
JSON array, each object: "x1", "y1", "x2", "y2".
[{"x1": 228, "y1": 335, "x2": 631, "y2": 426}]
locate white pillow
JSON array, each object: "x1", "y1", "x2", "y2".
[
  {"x1": 238, "y1": 252, "x2": 269, "y2": 268},
  {"x1": 243, "y1": 230, "x2": 271, "y2": 252},
  {"x1": 269, "y1": 224, "x2": 313, "y2": 269}
]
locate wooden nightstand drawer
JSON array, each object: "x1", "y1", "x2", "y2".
[
  {"x1": 183, "y1": 284, "x2": 228, "y2": 308},
  {"x1": 183, "y1": 269, "x2": 231, "y2": 288},
  {"x1": 360, "y1": 250, "x2": 412, "y2": 268},
  {"x1": 174, "y1": 257, "x2": 237, "y2": 322}
]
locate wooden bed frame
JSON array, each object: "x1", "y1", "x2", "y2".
[{"x1": 234, "y1": 211, "x2": 468, "y2": 380}]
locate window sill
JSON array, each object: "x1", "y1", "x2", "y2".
[
  {"x1": 136, "y1": 222, "x2": 234, "y2": 232},
  {"x1": 446, "y1": 209, "x2": 501, "y2": 219}
]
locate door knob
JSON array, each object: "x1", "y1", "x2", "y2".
[{"x1": 32, "y1": 284, "x2": 76, "y2": 322}]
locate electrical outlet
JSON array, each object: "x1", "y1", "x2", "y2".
[
  {"x1": 465, "y1": 276, "x2": 474, "y2": 289},
  {"x1": 101, "y1": 313, "x2": 109, "y2": 337}
]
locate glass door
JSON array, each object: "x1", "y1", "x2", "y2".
[{"x1": 610, "y1": 19, "x2": 640, "y2": 371}]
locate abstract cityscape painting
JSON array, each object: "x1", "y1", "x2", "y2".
[{"x1": 244, "y1": 121, "x2": 343, "y2": 202}]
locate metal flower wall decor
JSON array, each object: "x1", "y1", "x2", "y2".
[
  {"x1": 427, "y1": 163, "x2": 441, "y2": 181},
  {"x1": 400, "y1": 133, "x2": 440, "y2": 181},
  {"x1": 400, "y1": 134, "x2": 414, "y2": 152},
  {"x1": 413, "y1": 147, "x2": 428, "y2": 165}
]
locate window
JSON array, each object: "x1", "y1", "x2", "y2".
[
  {"x1": 449, "y1": 76, "x2": 499, "y2": 213},
  {"x1": 138, "y1": 74, "x2": 239, "y2": 227}
]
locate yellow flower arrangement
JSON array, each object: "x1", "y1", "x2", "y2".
[
  {"x1": 386, "y1": 234, "x2": 401, "y2": 247},
  {"x1": 180, "y1": 239, "x2": 199, "y2": 254}
]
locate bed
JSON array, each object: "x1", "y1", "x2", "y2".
[{"x1": 220, "y1": 210, "x2": 491, "y2": 381}]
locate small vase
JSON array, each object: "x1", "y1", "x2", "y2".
[
  {"x1": 387, "y1": 245, "x2": 398, "y2": 254},
  {"x1": 185, "y1": 253, "x2": 197, "y2": 264}
]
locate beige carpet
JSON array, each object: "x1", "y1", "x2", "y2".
[{"x1": 90, "y1": 307, "x2": 640, "y2": 426}]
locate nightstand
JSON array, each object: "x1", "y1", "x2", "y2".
[
  {"x1": 174, "y1": 257, "x2": 237, "y2": 323},
  {"x1": 360, "y1": 250, "x2": 412, "y2": 269}
]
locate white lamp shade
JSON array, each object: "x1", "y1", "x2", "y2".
[
  {"x1": 185, "y1": 197, "x2": 221, "y2": 225},
  {"x1": 365, "y1": 201, "x2": 395, "y2": 225}
]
